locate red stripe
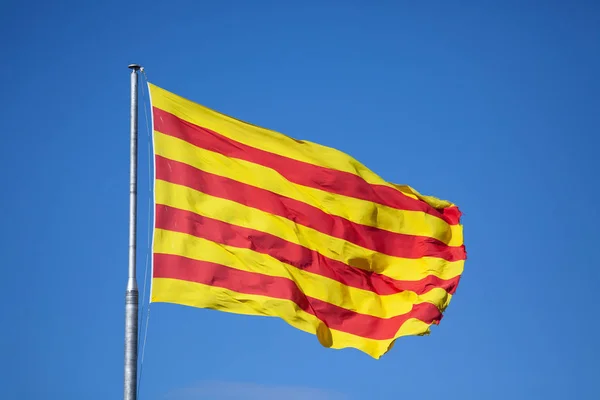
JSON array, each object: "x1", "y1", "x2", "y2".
[
  {"x1": 153, "y1": 107, "x2": 461, "y2": 225},
  {"x1": 153, "y1": 253, "x2": 443, "y2": 340},
  {"x1": 156, "y1": 156, "x2": 465, "y2": 262},
  {"x1": 155, "y1": 204, "x2": 461, "y2": 296}
]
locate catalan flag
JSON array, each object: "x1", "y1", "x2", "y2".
[{"x1": 148, "y1": 83, "x2": 466, "y2": 359}]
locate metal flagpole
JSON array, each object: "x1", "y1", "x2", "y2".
[{"x1": 124, "y1": 63, "x2": 141, "y2": 400}]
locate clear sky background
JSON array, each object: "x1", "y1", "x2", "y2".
[{"x1": 1, "y1": 1, "x2": 599, "y2": 399}]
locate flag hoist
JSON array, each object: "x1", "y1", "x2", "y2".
[{"x1": 124, "y1": 64, "x2": 141, "y2": 400}]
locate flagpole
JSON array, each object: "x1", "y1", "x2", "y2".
[{"x1": 124, "y1": 63, "x2": 141, "y2": 400}]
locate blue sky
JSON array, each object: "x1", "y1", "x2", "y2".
[{"x1": 1, "y1": 1, "x2": 599, "y2": 399}]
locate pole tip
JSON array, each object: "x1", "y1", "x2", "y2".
[{"x1": 128, "y1": 64, "x2": 142, "y2": 70}]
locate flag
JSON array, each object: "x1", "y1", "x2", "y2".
[{"x1": 148, "y1": 83, "x2": 466, "y2": 359}]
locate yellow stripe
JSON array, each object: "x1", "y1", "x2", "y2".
[
  {"x1": 148, "y1": 83, "x2": 457, "y2": 209},
  {"x1": 152, "y1": 277, "x2": 435, "y2": 359},
  {"x1": 155, "y1": 132, "x2": 463, "y2": 246},
  {"x1": 154, "y1": 229, "x2": 452, "y2": 318},
  {"x1": 155, "y1": 180, "x2": 464, "y2": 281}
]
